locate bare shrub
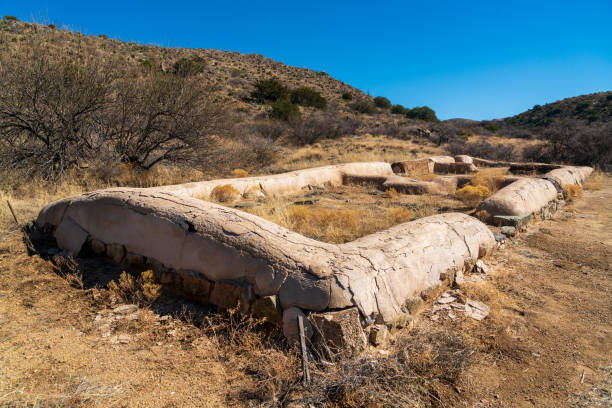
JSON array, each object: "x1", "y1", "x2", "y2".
[
  {"x1": 470, "y1": 169, "x2": 507, "y2": 192},
  {"x1": 231, "y1": 168, "x2": 249, "y2": 178},
  {"x1": 0, "y1": 40, "x2": 113, "y2": 180},
  {"x1": 288, "y1": 111, "x2": 360, "y2": 145}
]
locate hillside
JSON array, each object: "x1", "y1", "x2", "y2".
[
  {"x1": 0, "y1": 17, "x2": 370, "y2": 116},
  {"x1": 502, "y1": 91, "x2": 612, "y2": 129}
]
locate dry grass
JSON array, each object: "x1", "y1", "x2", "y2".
[
  {"x1": 583, "y1": 170, "x2": 605, "y2": 191},
  {"x1": 230, "y1": 168, "x2": 249, "y2": 178},
  {"x1": 469, "y1": 168, "x2": 507, "y2": 192},
  {"x1": 107, "y1": 270, "x2": 162, "y2": 306},
  {"x1": 210, "y1": 184, "x2": 241, "y2": 203},
  {"x1": 563, "y1": 184, "x2": 584, "y2": 202},
  {"x1": 455, "y1": 185, "x2": 491, "y2": 207}
]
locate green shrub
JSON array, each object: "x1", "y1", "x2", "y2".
[
  {"x1": 290, "y1": 87, "x2": 327, "y2": 109},
  {"x1": 270, "y1": 98, "x2": 301, "y2": 121},
  {"x1": 251, "y1": 78, "x2": 289, "y2": 102},
  {"x1": 3, "y1": 16, "x2": 18, "y2": 21},
  {"x1": 391, "y1": 104, "x2": 407, "y2": 115},
  {"x1": 173, "y1": 56, "x2": 206, "y2": 77},
  {"x1": 341, "y1": 92, "x2": 353, "y2": 100},
  {"x1": 456, "y1": 128, "x2": 474, "y2": 141},
  {"x1": 405, "y1": 106, "x2": 437, "y2": 122},
  {"x1": 482, "y1": 121, "x2": 500, "y2": 132},
  {"x1": 374, "y1": 96, "x2": 391, "y2": 109},
  {"x1": 350, "y1": 100, "x2": 376, "y2": 114}
]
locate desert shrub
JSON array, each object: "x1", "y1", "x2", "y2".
[
  {"x1": 481, "y1": 121, "x2": 500, "y2": 132},
  {"x1": 583, "y1": 171, "x2": 605, "y2": 191},
  {"x1": 251, "y1": 78, "x2": 289, "y2": 102},
  {"x1": 211, "y1": 184, "x2": 240, "y2": 202},
  {"x1": 288, "y1": 111, "x2": 360, "y2": 145},
  {"x1": 470, "y1": 169, "x2": 506, "y2": 192},
  {"x1": 374, "y1": 96, "x2": 391, "y2": 109},
  {"x1": 270, "y1": 98, "x2": 301, "y2": 121},
  {"x1": 234, "y1": 120, "x2": 288, "y2": 141},
  {"x1": 456, "y1": 128, "x2": 474, "y2": 141},
  {"x1": 350, "y1": 100, "x2": 376, "y2": 114},
  {"x1": 405, "y1": 106, "x2": 438, "y2": 122},
  {"x1": 172, "y1": 56, "x2": 207, "y2": 77},
  {"x1": 448, "y1": 140, "x2": 519, "y2": 161},
  {"x1": 455, "y1": 184, "x2": 491, "y2": 206},
  {"x1": 231, "y1": 168, "x2": 248, "y2": 178},
  {"x1": 288, "y1": 206, "x2": 359, "y2": 243},
  {"x1": 3, "y1": 16, "x2": 18, "y2": 21},
  {"x1": 108, "y1": 270, "x2": 161, "y2": 305},
  {"x1": 341, "y1": 92, "x2": 353, "y2": 100},
  {"x1": 563, "y1": 184, "x2": 583, "y2": 202},
  {"x1": 290, "y1": 87, "x2": 326, "y2": 109},
  {"x1": 391, "y1": 104, "x2": 407, "y2": 114}
]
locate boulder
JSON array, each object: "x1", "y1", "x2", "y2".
[
  {"x1": 477, "y1": 178, "x2": 557, "y2": 216},
  {"x1": 501, "y1": 226, "x2": 516, "y2": 237}
]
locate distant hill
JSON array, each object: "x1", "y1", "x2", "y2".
[{"x1": 501, "y1": 92, "x2": 612, "y2": 129}]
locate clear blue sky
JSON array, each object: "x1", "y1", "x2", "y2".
[{"x1": 3, "y1": 1, "x2": 611, "y2": 120}]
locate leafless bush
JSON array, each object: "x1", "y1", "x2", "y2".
[
  {"x1": 0, "y1": 41, "x2": 113, "y2": 180},
  {"x1": 288, "y1": 111, "x2": 360, "y2": 145}
]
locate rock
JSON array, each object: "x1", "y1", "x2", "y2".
[
  {"x1": 310, "y1": 308, "x2": 367, "y2": 356},
  {"x1": 293, "y1": 198, "x2": 320, "y2": 205},
  {"x1": 465, "y1": 299, "x2": 490, "y2": 321},
  {"x1": 113, "y1": 304, "x2": 138, "y2": 314},
  {"x1": 234, "y1": 201, "x2": 256, "y2": 209},
  {"x1": 89, "y1": 239, "x2": 106, "y2": 255},
  {"x1": 110, "y1": 334, "x2": 131, "y2": 344},
  {"x1": 492, "y1": 213, "x2": 532, "y2": 228},
  {"x1": 501, "y1": 226, "x2": 516, "y2": 237},
  {"x1": 437, "y1": 296, "x2": 456, "y2": 304},
  {"x1": 368, "y1": 324, "x2": 388, "y2": 346},
  {"x1": 106, "y1": 244, "x2": 126, "y2": 264},
  {"x1": 282, "y1": 307, "x2": 313, "y2": 343},
  {"x1": 251, "y1": 296, "x2": 282, "y2": 325},
  {"x1": 473, "y1": 259, "x2": 489, "y2": 274},
  {"x1": 493, "y1": 233, "x2": 506, "y2": 242},
  {"x1": 368, "y1": 189, "x2": 383, "y2": 195}
]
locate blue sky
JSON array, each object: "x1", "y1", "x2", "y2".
[{"x1": 3, "y1": 1, "x2": 611, "y2": 120}]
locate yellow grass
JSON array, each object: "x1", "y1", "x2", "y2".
[
  {"x1": 584, "y1": 170, "x2": 605, "y2": 191},
  {"x1": 231, "y1": 168, "x2": 249, "y2": 178},
  {"x1": 455, "y1": 185, "x2": 491, "y2": 206},
  {"x1": 563, "y1": 184, "x2": 583, "y2": 202},
  {"x1": 210, "y1": 184, "x2": 241, "y2": 203}
]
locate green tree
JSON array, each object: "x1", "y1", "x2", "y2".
[
  {"x1": 405, "y1": 106, "x2": 437, "y2": 122},
  {"x1": 290, "y1": 87, "x2": 327, "y2": 109},
  {"x1": 374, "y1": 96, "x2": 391, "y2": 109},
  {"x1": 270, "y1": 98, "x2": 301, "y2": 121},
  {"x1": 251, "y1": 78, "x2": 289, "y2": 103}
]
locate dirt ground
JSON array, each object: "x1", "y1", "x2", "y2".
[{"x1": 0, "y1": 176, "x2": 610, "y2": 407}]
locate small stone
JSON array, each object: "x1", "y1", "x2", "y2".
[
  {"x1": 473, "y1": 259, "x2": 489, "y2": 274},
  {"x1": 293, "y1": 198, "x2": 320, "y2": 205},
  {"x1": 126, "y1": 312, "x2": 139, "y2": 321},
  {"x1": 493, "y1": 233, "x2": 506, "y2": 242},
  {"x1": 437, "y1": 296, "x2": 456, "y2": 304},
  {"x1": 464, "y1": 299, "x2": 490, "y2": 321},
  {"x1": 282, "y1": 307, "x2": 313, "y2": 344},
  {"x1": 112, "y1": 304, "x2": 138, "y2": 315},
  {"x1": 234, "y1": 201, "x2": 256, "y2": 209},
  {"x1": 110, "y1": 334, "x2": 131, "y2": 344},
  {"x1": 368, "y1": 189, "x2": 383, "y2": 196},
  {"x1": 368, "y1": 324, "x2": 388, "y2": 346},
  {"x1": 501, "y1": 226, "x2": 516, "y2": 237}
]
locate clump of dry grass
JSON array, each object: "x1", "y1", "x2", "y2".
[
  {"x1": 383, "y1": 187, "x2": 398, "y2": 198},
  {"x1": 231, "y1": 168, "x2": 249, "y2": 178},
  {"x1": 470, "y1": 168, "x2": 507, "y2": 192},
  {"x1": 563, "y1": 184, "x2": 583, "y2": 202},
  {"x1": 108, "y1": 270, "x2": 162, "y2": 305},
  {"x1": 475, "y1": 209, "x2": 491, "y2": 223},
  {"x1": 455, "y1": 185, "x2": 491, "y2": 207},
  {"x1": 210, "y1": 184, "x2": 241, "y2": 202}
]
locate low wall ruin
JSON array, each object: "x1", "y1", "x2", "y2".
[{"x1": 35, "y1": 156, "x2": 592, "y2": 344}]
